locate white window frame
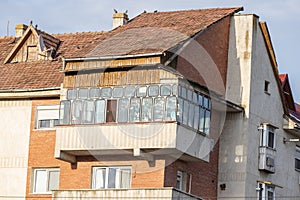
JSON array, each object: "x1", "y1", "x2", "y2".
[
  {"x1": 35, "y1": 105, "x2": 59, "y2": 130},
  {"x1": 259, "y1": 124, "x2": 276, "y2": 149},
  {"x1": 92, "y1": 166, "x2": 132, "y2": 189},
  {"x1": 257, "y1": 182, "x2": 275, "y2": 200},
  {"x1": 33, "y1": 168, "x2": 60, "y2": 194}
]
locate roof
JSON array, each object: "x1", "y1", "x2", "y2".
[
  {"x1": 0, "y1": 7, "x2": 242, "y2": 90},
  {"x1": 88, "y1": 7, "x2": 243, "y2": 57}
]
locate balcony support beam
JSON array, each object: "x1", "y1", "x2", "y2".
[{"x1": 133, "y1": 148, "x2": 154, "y2": 162}]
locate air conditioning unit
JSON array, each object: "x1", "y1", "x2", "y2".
[{"x1": 259, "y1": 147, "x2": 275, "y2": 173}]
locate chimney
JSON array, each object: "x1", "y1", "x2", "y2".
[
  {"x1": 15, "y1": 24, "x2": 28, "y2": 37},
  {"x1": 112, "y1": 11, "x2": 128, "y2": 29}
]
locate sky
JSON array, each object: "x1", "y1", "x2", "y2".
[{"x1": 0, "y1": 0, "x2": 299, "y2": 101}]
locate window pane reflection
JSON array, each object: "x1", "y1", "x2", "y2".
[
  {"x1": 153, "y1": 98, "x2": 165, "y2": 121},
  {"x1": 129, "y1": 98, "x2": 140, "y2": 122},
  {"x1": 166, "y1": 97, "x2": 176, "y2": 121},
  {"x1": 142, "y1": 98, "x2": 153, "y2": 122},
  {"x1": 118, "y1": 99, "x2": 129, "y2": 122},
  {"x1": 95, "y1": 100, "x2": 105, "y2": 123}
]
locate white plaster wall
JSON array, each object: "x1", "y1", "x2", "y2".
[
  {"x1": 0, "y1": 100, "x2": 31, "y2": 199},
  {"x1": 220, "y1": 14, "x2": 300, "y2": 199}
]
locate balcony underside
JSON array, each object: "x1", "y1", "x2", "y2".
[
  {"x1": 55, "y1": 123, "x2": 212, "y2": 163},
  {"x1": 52, "y1": 188, "x2": 202, "y2": 200}
]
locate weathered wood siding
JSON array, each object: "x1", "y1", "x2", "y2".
[
  {"x1": 65, "y1": 56, "x2": 161, "y2": 71},
  {"x1": 64, "y1": 68, "x2": 178, "y2": 88}
]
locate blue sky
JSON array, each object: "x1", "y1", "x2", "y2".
[{"x1": 1, "y1": 0, "x2": 299, "y2": 101}]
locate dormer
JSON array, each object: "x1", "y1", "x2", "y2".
[{"x1": 4, "y1": 23, "x2": 61, "y2": 63}]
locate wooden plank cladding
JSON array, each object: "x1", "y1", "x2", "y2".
[
  {"x1": 64, "y1": 68, "x2": 178, "y2": 88},
  {"x1": 65, "y1": 56, "x2": 161, "y2": 71}
]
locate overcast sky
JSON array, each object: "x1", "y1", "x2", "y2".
[{"x1": 1, "y1": 0, "x2": 299, "y2": 101}]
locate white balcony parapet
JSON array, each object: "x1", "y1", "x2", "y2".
[
  {"x1": 52, "y1": 188, "x2": 203, "y2": 200},
  {"x1": 55, "y1": 123, "x2": 212, "y2": 163}
]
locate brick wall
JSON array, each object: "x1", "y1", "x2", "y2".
[{"x1": 26, "y1": 98, "x2": 165, "y2": 199}]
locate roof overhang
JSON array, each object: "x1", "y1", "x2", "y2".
[{"x1": 0, "y1": 87, "x2": 60, "y2": 99}]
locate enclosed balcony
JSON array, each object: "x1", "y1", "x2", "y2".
[
  {"x1": 52, "y1": 188, "x2": 202, "y2": 200},
  {"x1": 55, "y1": 84, "x2": 214, "y2": 163}
]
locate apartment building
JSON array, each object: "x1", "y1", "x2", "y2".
[{"x1": 0, "y1": 6, "x2": 299, "y2": 200}]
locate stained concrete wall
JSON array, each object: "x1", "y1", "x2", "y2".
[
  {"x1": 220, "y1": 14, "x2": 300, "y2": 199},
  {"x1": 0, "y1": 100, "x2": 31, "y2": 199}
]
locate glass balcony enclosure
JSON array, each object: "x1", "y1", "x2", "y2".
[{"x1": 59, "y1": 84, "x2": 211, "y2": 135}]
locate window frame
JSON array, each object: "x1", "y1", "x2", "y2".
[
  {"x1": 35, "y1": 105, "x2": 59, "y2": 130},
  {"x1": 259, "y1": 124, "x2": 276, "y2": 149},
  {"x1": 32, "y1": 168, "x2": 60, "y2": 194},
  {"x1": 92, "y1": 166, "x2": 132, "y2": 189}
]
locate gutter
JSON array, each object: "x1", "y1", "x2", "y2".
[
  {"x1": 0, "y1": 87, "x2": 60, "y2": 93},
  {"x1": 62, "y1": 52, "x2": 163, "y2": 71}
]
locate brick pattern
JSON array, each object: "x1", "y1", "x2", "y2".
[{"x1": 26, "y1": 99, "x2": 166, "y2": 199}]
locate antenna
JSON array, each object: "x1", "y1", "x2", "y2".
[{"x1": 6, "y1": 20, "x2": 9, "y2": 36}]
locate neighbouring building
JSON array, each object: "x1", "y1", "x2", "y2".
[{"x1": 0, "y1": 7, "x2": 299, "y2": 200}]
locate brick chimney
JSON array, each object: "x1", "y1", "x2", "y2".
[
  {"x1": 112, "y1": 12, "x2": 128, "y2": 29},
  {"x1": 15, "y1": 24, "x2": 28, "y2": 37}
]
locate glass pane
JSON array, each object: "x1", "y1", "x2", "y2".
[
  {"x1": 83, "y1": 100, "x2": 94, "y2": 124},
  {"x1": 172, "y1": 85, "x2": 178, "y2": 96},
  {"x1": 199, "y1": 108, "x2": 206, "y2": 132},
  {"x1": 34, "y1": 170, "x2": 47, "y2": 193},
  {"x1": 182, "y1": 100, "x2": 189, "y2": 125},
  {"x1": 118, "y1": 99, "x2": 129, "y2": 122},
  {"x1": 113, "y1": 87, "x2": 123, "y2": 98},
  {"x1": 39, "y1": 120, "x2": 51, "y2": 128},
  {"x1": 181, "y1": 87, "x2": 187, "y2": 99},
  {"x1": 78, "y1": 88, "x2": 88, "y2": 99},
  {"x1": 54, "y1": 119, "x2": 59, "y2": 126},
  {"x1": 59, "y1": 101, "x2": 70, "y2": 125},
  {"x1": 137, "y1": 86, "x2": 147, "y2": 97},
  {"x1": 193, "y1": 106, "x2": 200, "y2": 130},
  {"x1": 108, "y1": 168, "x2": 117, "y2": 188},
  {"x1": 188, "y1": 104, "x2": 194, "y2": 127},
  {"x1": 106, "y1": 100, "x2": 117, "y2": 123},
  {"x1": 177, "y1": 98, "x2": 183, "y2": 123},
  {"x1": 142, "y1": 98, "x2": 153, "y2": 122},
  {"x1": 48, "y1": 170, "x2": 59, "y2": 191},
  {"x1": 119, "y1": 169, "x2": 131, "y2": 188},
  {"x1": 153, "y1": 98, "x2": 165, "y2": 121},
  {"x1": 165, "y1": 97, "x2": 176, "y2": 121},
  {"x1": 204, "y1": 110, "x2": 210, "y2": 134},
  {"x1": 148, "y1": 85, "x2": 159, "y2": 97},
  {"x1": 102, "y1": 88, "x2": 112, "y2": 98},
  {"x1": 129, "y1": 98, "x2": 140, "y2": 122},
  {"x1": 161, "y1": 85, "x2": 171, "y2": 96},
  {"x1": 90, "y1": 88, "x2": 100, "y2": 99},
  {"x1": 268, "y1": 131, "x2": 274, "y2": 148},
  {"x1": 67, "y1": 89, "x2": 77, "y2": 100},
  {"x1": 124, "y1": 86, "x2": 135, "y2": 97},
  {"x1": 192, "y1": 92, "x2": 198, "y2": 104},
  {"x1": 187, "y1": 89, "x2": 193, "y2": 101},
  {"x1": 198, "y1": 94, "x2": 203, "y2": 106},
  {"x1": 71, "y1": 100, "x2": 82, "y2": 124},
  {"x1": 203, "y1": 97, "x2": 209, "y2": 108},
  {"x1": 95, "y1": 100, "x2": 105, "y2": 123},
  {"x1": 93, "y1": 168, "x2": 106, "y2": 189}
]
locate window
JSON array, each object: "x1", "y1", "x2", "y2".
[
  {"x1": 83, "y1": 100, "x2": 94, "y2": 124},
  {"x1": 153, "y1": 98, "x2": 165, "y2": 121},
  {"x1": 142, "y1": 98, "x2": 153, "y2": 122},
  {"x1": 118, "y1": 99, "x2": 129, "y2": 122},
  {"x1": 95, "y1": 100, "x2": 105, "y2": 123},
  {"x1": 161, "y1": 85, "x2": 171, "y2": 96},
  {"x1": 33, "y1": 168, "x2": 59, "y2": 194},
  {"x1": 78, "y1": 88, "x2": 89, "y2": 99},
  {"x1": 137, "y1": 86, "x2": 147, "y2": 97},
  {"x1": 36, "y1": 105, "x2": 59, "y2": 129},
  {"x1": 106, "y1": 100, "x2": 117, "y2": 123},
  {"x1": 67, "y1": 89, "x2": 77, "y2": 100},
  {"x1": 72, "y1": 100, "x2": 83, "y2": 124},
  {"x1": 148, "y1": 85, "x2": 159, "y2": 97},
  {"x1": 257, "y1": 182, "x2": 275, "y2": 200},
  {"x1": 176, "y1": 170, "x2": 184, "y2": 191},
  {"x1": 264, "y1": 80, "x2": 270, "y2": 94},
  {"x1": 59, "y1": 101, "x2": 70, "y2": 125},
  {"x1": 92, "y1": 166, "x2": 131, "y2": 189},
  {"x1": 260, "y1": 124, "x2": 276, "y2": 149},
  {"x1": 129, "y1": 98, "x2": 140, "y2": 122},
  {"x1": 295, "y1": 146, "x2": 300, "y2": 171}
]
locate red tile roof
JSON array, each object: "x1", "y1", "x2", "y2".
[
  {"x1": 0, "y1": 7, "x2": 242, "y2": 90},
  {"x1": 88, "y1": 7, "x2": 243, "y2": 57}
]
